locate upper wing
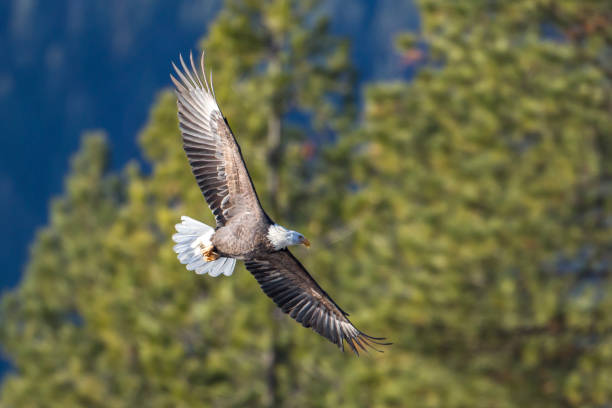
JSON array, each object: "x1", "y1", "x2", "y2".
[
  {"x1": 245, "y1": 250, "x2": 389, "y2": 355},
  {"x1": 171, "y1": 52, "x2": 265, "y2": 227}
]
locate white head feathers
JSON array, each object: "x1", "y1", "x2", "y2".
[{"x1": 267, "y1": 224, "x2": 306, "y2": 250}]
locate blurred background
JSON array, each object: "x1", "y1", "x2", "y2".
[{"x1": 1, "y1": 0, "x2": 611, "y2": 407}]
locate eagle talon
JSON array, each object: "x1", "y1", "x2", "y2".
[{"x1": 200, "y1": 244, "x2": 219, "y2": 262}]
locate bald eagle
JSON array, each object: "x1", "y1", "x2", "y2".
[{"x1": 171, "y1": 52, "x2": 388, "y2": 354}]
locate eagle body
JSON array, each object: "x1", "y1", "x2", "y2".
[
  {"x1": 211, "y1": 217, "x2": 276, "y2": 259},
  {"x1": 171, "y1": 52, "x2": 388, "y2": 354}
]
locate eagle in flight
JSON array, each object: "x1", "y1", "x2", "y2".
[{"x1": 171, "y1": 52, "x2": 388, "y2": 354}]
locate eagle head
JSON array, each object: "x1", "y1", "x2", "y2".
[{"x1": 267, "y1": 224, "x2": 310, "y2": 251}]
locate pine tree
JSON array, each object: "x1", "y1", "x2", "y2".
[
  {"x1": 2, "y1": 1, "x2": 611, "y2": 407},
  {"x1": 0, "y1": 133, "x2": 128, "y2": 406},
  {"x1": 310, "y1": 1, "x2": 612, "y2": 406}
]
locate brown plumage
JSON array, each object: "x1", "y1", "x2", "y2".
[{"x1": 171, "y1": 52, "x2": 389, "y2": 354}]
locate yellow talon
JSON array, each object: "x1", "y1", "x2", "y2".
[{"x1": 200, "y1": 244, "x2": 219, "y2": 262}]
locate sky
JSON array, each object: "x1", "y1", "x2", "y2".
[{"x1": 0, "y1": 0, "x2": 418, "y2": 374}]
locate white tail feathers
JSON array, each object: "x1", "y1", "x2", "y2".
[{"x1": 172, "y1": 216, "x2": 236, "y2": 277}]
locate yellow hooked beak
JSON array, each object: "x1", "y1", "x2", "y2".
[{"x1": 301, "y1": 237, "x2": 311, "y2": 248}]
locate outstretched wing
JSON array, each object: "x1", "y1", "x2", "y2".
[
  {"x1": 245, "y1": 250, "x2": 389, "y2": 355},
  {"x1": 171, "y1": 52, "x2": 265, "y2": 227}
]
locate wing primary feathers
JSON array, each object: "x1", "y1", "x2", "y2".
[
  {"x1": 353, "y1": 336, "x2": 369, "y2": 354},
  {"x1": 321, "y1": 312, "x2": 331, "y2": 341},
  {"x1": 244, "y1": 251, "x2": 389, "y2": 356},
  {"x1": 266, "y1": 283, "x2": 290, "y2": 299},
  {"x1": 345, "y1": 336, "x2": 358, "y2": 355},
  {"x1": 209, "y1": 69, "x2": 216, "y2": 100},
  {"x1": 312, "y1": 309, "x2": 325, "y2": 328},
  {"x1": 173, "y1": 60, "x2": 192, "y2": 89},
  {"x1": 289, "y1": 302, "x2": 304, "y2": 319},
  {"x1": 301, "y1": 303, "x2": 317, "y2": 326},
  {"x1": 201, "y1": 51, "x2": 212, "y2": 94},
  {"x1": 172, "y1": 62, "x2": 193, "y2": 90},
  {"x1": 285, "y1": 295, "x2": 308, "y2": 312},
  {"x1": 337, "y1": 321, "x2": 345, "y2": 352},
  {"x1": 358, "y1": 331, "x2": 391, "y2": 343},
  {"x1": 180, "y1": 53, "x2": 198, "y2": 88},
  {"x1": 295, "y1": 303, "x2": 312, "y2": 322},
  {"x1": 189, "y1": 51, "x2": 205, "y2": 89},
  {"x1": 170, "y1": 74, "x2": 187, "y2": 93},
  {"x1": 329, "y1": 317, "x2": 339, "y2": 346},
  {"x1": 276, "y1": 289, "x2": 300, "y2": 305}
]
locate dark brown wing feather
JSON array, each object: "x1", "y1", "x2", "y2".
[
  {"x1": 245, "y1": 250, "x2": 389, "y2": 355},
  {"x1": 171, "y1": 52, "x2": 265, "y2": 227}
]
